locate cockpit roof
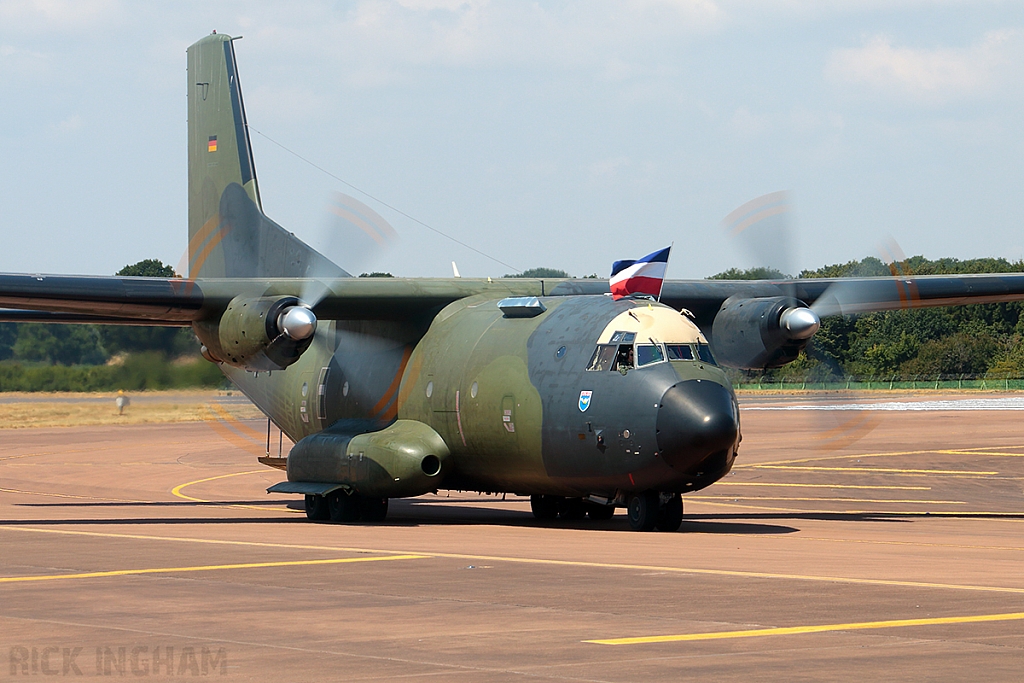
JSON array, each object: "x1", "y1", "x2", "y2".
[{"x1": 596, "y1": 302, "x2": 706, "y2": 345}]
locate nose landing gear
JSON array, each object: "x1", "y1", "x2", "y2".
[{"x1": 626, "y1": 491, "x2": 682, "y2": 532}]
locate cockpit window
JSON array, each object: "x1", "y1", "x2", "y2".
[
  {"x1": 609, "y1": 331, "x2": 636, "y2": 344},
  {"x1": 613, "y1": 345, "x2": 634, "y2": 371},
  {"x1": 636, "y1": 344, "x2": 665, "y2": 367},
  {"x1": 665, "y1": 344, "x2": 693, "y2": 361},
  {"x1": 586, "y1": 344, "x2": 617, "y2": 372},
  {"x1": 696, "y1": 343, "x2": 717, "y2": 365}
]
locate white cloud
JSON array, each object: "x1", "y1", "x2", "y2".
[
  {"x1": 730, "y1": 106, "x2": 769, "y2": 135},
  {"x1": 249, "y1": 0, "x2": 722, "y2": 81},
  {"x1": 826, "y1": 30, "x2": 1024, "y2": 103},
  {"x1": 0, "y1": 0, "x2": 123, "y2": 31},
  {"x1": 54, "y1": 114, "x2": 82, "y2": 133},
  {"x1": 0, "y1": 43, "x2": 50, "y2": 81}
]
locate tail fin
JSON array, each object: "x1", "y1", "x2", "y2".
[{"x1": 186, "y1": 33, "x2": 347, "y2": 280}]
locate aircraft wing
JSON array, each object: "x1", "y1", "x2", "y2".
[
  {"x1": 4, "y1": 272, "x2": 1024, "y2": 328},
  {"x1": 549, "y1": 273, "x2": 1024, "y2": 329}
]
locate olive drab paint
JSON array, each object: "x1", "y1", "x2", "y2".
[{"x1": 178, "y1": 32, "x2": 743, "y2": 512}]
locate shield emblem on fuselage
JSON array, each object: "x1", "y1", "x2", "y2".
[{"x1": 578, "y1": 390, "x2": 593, "y2": 412}]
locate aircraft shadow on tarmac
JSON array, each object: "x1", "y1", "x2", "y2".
[{"x1": 13, "y1": 499, "x2": 1021, "y2": 532}]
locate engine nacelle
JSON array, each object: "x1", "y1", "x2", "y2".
[
  {"x1": 193, "y1": 295, "x2": 317, "y2": 371},
  {"x1": 286, "y1": 420, "x2": 450, "y2": 498},
  {"x1": 711, "y1": 296, "x2": 820, "y2": 370}
]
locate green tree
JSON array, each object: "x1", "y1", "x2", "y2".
[
  {"x1": 100, "y1": 260, "x2": 196, "y2": 357},
  {"x1": 0, "y1": 323, "x2": 16, "y2": 361},
  {"x1": 707, "y1": 267, "x2": 789, "y2": 280},
  {"x1": 117, "y1": 259, "x2": 177, "y2": 278},
  {"x1": 505, "y1": 268, "x2": 571, "y2": 278},
  {"x1": 12, "y1": 324, "x2": 106, "y2": 365},
  {"x1": 359, "y1": 272, "x2": 394, "y2": 277}
]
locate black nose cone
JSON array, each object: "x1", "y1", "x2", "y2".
[{"x1": 657, "y1": 380, "x2": 739, "y2": 470}]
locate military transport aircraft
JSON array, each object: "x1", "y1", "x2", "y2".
[{"x1": 3, "y1": 33, "x2": 1024, "y2": 531}]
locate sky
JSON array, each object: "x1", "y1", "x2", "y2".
[{"x1": 1, "y1": 0, "x2": 1023, "y2": 280}]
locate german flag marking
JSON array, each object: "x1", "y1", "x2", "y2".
[{"x1": 208, "y1": 135, "x2": 217, "y2": 152}]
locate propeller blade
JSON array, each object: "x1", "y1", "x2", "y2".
[
  {"x1": 720, "y1": 190, "x2": 795, "y2": 279},
  {"x1": 300, "y1": 192, "x2": 400, "y2": 307}
]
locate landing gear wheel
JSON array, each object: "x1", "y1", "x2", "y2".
[
  {"x1": 305, "y1": 494, "x2": 330, "y2": 521},
  {"x1": 561, "y1": 498, "x2": 587, "y2": 520},
  {"x1": 656, "y1": 493, "x2": 683, "y2": 532},
  {"x1": 531, "y1": 494, "x2": 561, "y2": 520},
  {"x1": 327, "y1": 490, "x2": 359, "y2": 523},
  {"x1": 358, "y1": 496, "x2": 389, "y2": 523},
  {"x1": 585, "y1": 502, "x2": 615, "y2": 521},
  {"x1": 626, "y1": 491, "x2": 659, "y2": 531}
]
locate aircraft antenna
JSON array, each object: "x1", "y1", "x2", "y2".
[{"x1": 246, "y1": 125, "x2": 523, "y2": 274}]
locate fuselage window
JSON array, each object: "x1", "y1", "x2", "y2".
[
  {"x1": 613, "y1": 345, "x2": 634, "y2": 371},
  {"x1": 609, "y1": 331, "x2": 636, "y2": 344},
  {"x1": 696, "y1": 343, "x2": 717, "y2": 365},
  {"x1": 587, "y1": 344, "x2": 617, "y2": 371},
  {"x1": 636, "y1": 344, "x2": 665, "y2": 367},
  {"x1": 666, "y1": 344, "x2": 694, "y2": 361}
]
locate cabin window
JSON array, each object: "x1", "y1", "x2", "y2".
[
  {"x1": 636, "y1": 344, "x2": 665, "y2": 367},
  {"x1": 666, "y1": 344, "x2": 694, "y2": 361},
  {"x1": 586, "y1": 344, "x2": 617, "y2": 371},
  {"x1": 696, "y1": 343, "x2": 717, "y2": 365}
]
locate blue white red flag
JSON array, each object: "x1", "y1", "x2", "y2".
[{"x1": 609, "y1": 247, "x2": 671, "y2": 300}]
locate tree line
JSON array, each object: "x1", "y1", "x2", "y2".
[{"x1": 710, "y1": 256, "x2": 1024, "y2": 380}]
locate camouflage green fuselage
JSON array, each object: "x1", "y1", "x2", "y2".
[{"x1": 225, "y1": 292, "x2": 739, "y2": 499}]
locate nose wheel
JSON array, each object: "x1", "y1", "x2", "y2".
[{"x1": 626, "y1": 491, "x2": 683, "y2": 532}]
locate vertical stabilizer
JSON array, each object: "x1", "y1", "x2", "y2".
[{"x1": 186, "y1": 33, "x2": 347, "y2": 280}]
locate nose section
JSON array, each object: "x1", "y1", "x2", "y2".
[{"x1": 657, "y1": 380, "x2": 739, "y2": 470}]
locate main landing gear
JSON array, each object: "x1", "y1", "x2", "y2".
[
  {"x1": 305, "y1": 492, "x2": 389, "y2": 523},
  {"x1": 530, "y1": 495, "x2": 616, "y2": 522},
  {"x1": 625, "y1": 491, "x2": 683, "y2": 532}
]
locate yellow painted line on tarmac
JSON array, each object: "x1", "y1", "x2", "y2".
[
  {"x1": 585, "y1": 610, "x2": 1024, "y2": 645},
  {"x1": 3, "y1": 525, "x2": 1024, "y2": 595},
  {"x1": 938, "y1": 450, "x2": 1024, "y2": 457},
  {"x1": 171, "y1": 469, "x2": 301, "y2": 514},
  {"x1": 0, "y1": 487, "x2": 146, "y2": 503},
  {"x1": 736, "y1": 443, "x2": 1024, "y2": 468},
  {"x1": 751, "y1": 465, "x2": 998, "y2": 475},
  {"x1": 170, "y1": 470, "x2": 266, "y2": 502},
  {"x1": 689, "y1": 496, "x2": 966, "y2": 504},
  {"x1": 716, "y1": 482, "x2": 931, "y2": 490},
  {"x1": 0, "y1": 554, "x2": 427, "y2": 584}
]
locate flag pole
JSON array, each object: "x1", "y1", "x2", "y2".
[{"x1": 657, "y1": 242, "x2": 673, "y2": 303}]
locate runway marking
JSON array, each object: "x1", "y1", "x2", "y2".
[
  {"x1": 716, "y1": 482, "x2": 931, "y2": 491},
  {"x1": 750, "y1": 465, "x2": 998, "y2": 475},
  {"x1": 745, "y1": 397, "x2": 1024, "y2": 411},
  {"x1": 171, "y1": 469, "x2": 302, "y2": 514},
  {"x1": 737, "y1": 443, "x2": 1024, "y2": 468},
  {"x1": 584, "y1": 610, "x2": 1024, "y2": 645},
  {"x1": 689, "y1": 496, "x2": 966, "y2": 504},
  {"x1": 938, "y1": 450, "x2": 1024, "y2": 457},
  {"x1": 0, "y1": 554, "x2": 427, "y2": 584},
  {"x1": 170, "y1": 470, "x2": 266, "y2": 502},
  {"x1": 0, "y1": 487, "x2": 146, "y2": 503},
  {"x1": 4, "y1": 525, "x2": 1024, "y2": 595}
]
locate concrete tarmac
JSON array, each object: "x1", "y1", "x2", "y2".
[{"x1": 2, "y1": 393, "x2": 1024, "y2": 680}]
